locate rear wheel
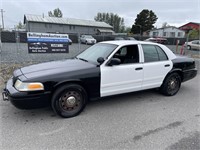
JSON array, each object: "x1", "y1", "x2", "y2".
[
  {"x1": 160, "y1": 73, "x2": 181, "y2": 96},
  {"x1": 51, "y1": 84, "x2": 87, "y2": 118}
]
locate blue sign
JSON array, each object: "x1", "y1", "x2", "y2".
[{"x1": 27, "y1": 32, "x2": 70, "y2": 53}]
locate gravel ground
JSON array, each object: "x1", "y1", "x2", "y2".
[{"x1": 0, "y1": 43, "x2": 90, "y2": 63}]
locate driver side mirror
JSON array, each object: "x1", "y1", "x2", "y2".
[
  {"x1": 107, "y1": 58, "x2": 121, "y2": 66},
  {"x1": 97, "y1": 57, "x2": 105, "y2": 65}
]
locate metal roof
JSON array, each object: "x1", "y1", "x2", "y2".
[
  {"x1": 97, "y1": 29, "x2": 114, "y2": 33},
  {"x1": 150, "y1": 26, "x2": 185, "y2": 32},
  {"x1": 24, "y1": 14, "x2": 113, "y2": 28}
]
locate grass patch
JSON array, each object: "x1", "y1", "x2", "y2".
[{"x1": 0, "y1": 62, "x2": 36, "y2": 84}]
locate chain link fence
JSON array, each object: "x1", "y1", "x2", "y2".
[{"x1": 0, "y1": 30, "x2": 199, "y2": 82}]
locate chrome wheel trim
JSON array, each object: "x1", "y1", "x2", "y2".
[{"x1": 59, "y1": 91, "x2": 82, "y2": 111}]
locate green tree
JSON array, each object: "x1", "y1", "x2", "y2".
[
  {"x1": 131, "y1": 9, "x2": 158, "y2": 35},
  {"x1": 124, "y1": 27, "x2": 132, "y2": 33},
  {"x1": 94, "y1": 12, "x2": 125, "y2": 33},
  {"x1": 16, "y1": 21, "x2": 25, "y2": 29},
  {"x1": 162, "y1": 22, "x2": 169, "y2": 28},
  {"x1": 189, "y1": 29, "x2": 200, "y2": 39},
  {"x1": 48, "y1": 8, "x2": 63, "y2": 18}
]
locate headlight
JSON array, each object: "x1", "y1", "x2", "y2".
[{"x1": 14, "y1": 79, "x2": 44, "y2": 91}]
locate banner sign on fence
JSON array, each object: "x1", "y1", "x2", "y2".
[{"x1": 27, "y1": 32, "x2": 69, "y2": 53}]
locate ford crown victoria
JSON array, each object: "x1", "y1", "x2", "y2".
[{"x1": 2, "y1": 41, "x2": 197, "y2": 118}]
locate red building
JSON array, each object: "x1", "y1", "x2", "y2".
[{"x1": 179, "y1": 22, "x2": 200, "y2": 33}]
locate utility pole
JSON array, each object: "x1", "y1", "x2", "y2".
[{"x1": 1, "y1": 9, "x2": 5, "y2": 29}]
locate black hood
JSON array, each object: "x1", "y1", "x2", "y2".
[{"x1": 20, "y1": 59, "x2": 96, "y2": 79}]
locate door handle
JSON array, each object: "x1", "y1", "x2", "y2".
[
  {"x1": 165, "y1": 64, "x2": 170, "y2": 67},
  {"x1": 135, "y1": 67, "x2": 143, "y2": 70}
]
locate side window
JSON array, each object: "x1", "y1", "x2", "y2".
[
  {"x1": 192, "y1": 41, "x2": 199, "y2": 44},
  {"x1": 119, "y1": 47, "x2": 127, "y2": 56},
  {"x1": 155, "y1": 46, "x2": 168, "y2": 61},
  {"x1": 113, "y1": 45, "x2": 139, "y2": 64},
  {"x1": 142, "y1": 45, "x2": 159, "y2": 62}
]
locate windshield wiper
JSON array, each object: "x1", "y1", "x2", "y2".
[{"x1": 76, "y1": 57, "x2": 88, "y2": 62}]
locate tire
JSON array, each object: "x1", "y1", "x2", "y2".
[
  {"x1": 160, "y1": 73, "x2": 181, "y2": 96},
  {"x1": 187, "y1": 45, "x2": 191, "y2": 50},
  {"x1": 51, "y1": 84, "x2": 88, "y2": 118}
]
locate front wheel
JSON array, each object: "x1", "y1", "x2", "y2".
[
  {"x1": 187, "y1": 45, "x2": 191, "y2": 50},
  {"x1": 51, "y1": 84, "x2": 88, "y2": 118},
  {"x1": 160, "y1": 73, "x2": 181, "y2": 96}
]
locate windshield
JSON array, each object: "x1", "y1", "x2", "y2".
[
  {"x1": 76, "y1": 43, "x2": 118, "y2": 64},
  {"x1": 84, "y1": 35, "x2": 93, "y2": 39}
]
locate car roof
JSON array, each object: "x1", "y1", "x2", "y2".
[
  {"x1": 100, "y1": 40, "x2": 163, "y2": 46},
  {"x1": 100, "y1": 40, "x2": 177, "y2": 60}
]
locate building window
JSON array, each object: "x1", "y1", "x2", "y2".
[
  {"x1": 49, "y1": 24, "x2": 52, "y2": 28},
  {"x1": 59, "y1": 24, "x2": 63, "y2": 27},
  {"x1": 178, "y1": 32, "x2": 182, "y2": 37},
  {"x1": 163, "y1": 32, "x2": 167, "y2": 37},
  {"x1": 69, "y1": 25, "x2": 72, "y2": 30},
  {"x1": 170, "y1": 32, "x2": 175, "y2": 37},
  {"x1": 73, "y1": 26, "x2": 75, "y2": 30},
  {"x1": 45, "y1": 24, "x2": 47, "y2": 28},
  {"x1": 153, "y1": 32, "x2": 158, "y2": 37}
]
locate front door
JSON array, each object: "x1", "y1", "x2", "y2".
[{"x1": 100, "y1": 45, "x2": 143, "y2": 97}]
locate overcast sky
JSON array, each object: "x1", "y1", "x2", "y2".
[{"x1": 1, "y1": 0, "x2": 200, "y2": 29}]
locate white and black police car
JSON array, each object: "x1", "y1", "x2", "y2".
[{"x1": 2, "y1": 41, "x2": 197, "y2": 118}]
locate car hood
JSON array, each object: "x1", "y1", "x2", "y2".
[{"x1": 20, "y1": 59, "x2": 96, "y2": 79}]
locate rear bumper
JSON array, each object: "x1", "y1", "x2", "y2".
[
  {"x1": 182, "y1": 68, "x2": 198, "y2": 82},
  {"x1": 2, "y1": 78, "x2": 51, "y2": 109}
]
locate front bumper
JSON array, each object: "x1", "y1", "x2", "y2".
[
  {"x1": 87, "y1": 40, "x2": 96, "y2": 44},
  {"x1": 2, "y1": 78, "x2": 51, "y2": 109}
]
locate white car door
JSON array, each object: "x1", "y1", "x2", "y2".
[
  {"x1": 141, "y1": 44, "x2": 172, "y2": 90},
  {"x1": 100, "y1": 45, "x2": 143, "y2": 97}
]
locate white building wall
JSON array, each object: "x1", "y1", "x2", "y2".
[{"x1": 149, "y1": 27, "x2": 185, "y2": 38}]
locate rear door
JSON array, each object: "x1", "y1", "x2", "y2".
[{"x1": 141, "y1": 44, "x2": 172, "y2": 90}]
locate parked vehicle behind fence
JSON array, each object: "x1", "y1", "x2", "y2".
[
  {"x1": 185, "y1": 40, "x2": 200, "y2": 50},
  {"x1": 80, "y1": 35, "x2": 96, "y2": 45}
]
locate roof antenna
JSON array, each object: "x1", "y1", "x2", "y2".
[{"x1": 42, "y1": 13, "x2": 44, "y2": 18}]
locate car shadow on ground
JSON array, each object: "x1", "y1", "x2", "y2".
[
  {"x1": 1, "y1": 89, "x2": 162, "y2": 119},
  {"x1": 1, "y1": 85, "x2": 191, "y2": 121}
]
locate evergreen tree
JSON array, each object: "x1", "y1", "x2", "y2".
[
  {"x1": 131, "y1": 9, "x2": 158, "y2": 35},
  {"x1": 94, "y1": 12, "x2": 125, "y2": 33},
  {"x1": 48, "y1": 8, "x2": 63, "y2": 18}
]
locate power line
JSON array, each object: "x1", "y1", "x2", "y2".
[{"x1": 1, "y1": 9, "x2": 5, "y2": 29}]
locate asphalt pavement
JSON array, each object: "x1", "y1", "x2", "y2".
[
  {"x1": 0, "y1": 43, "x2": 200, "y2": 149},
  {"x1": 0, "y1": 74, "x2": 199, "y2": 150}
]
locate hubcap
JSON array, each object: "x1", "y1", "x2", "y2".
[
  {"x1": 66, "y1": 96, "x2": 76, "y2": 106},
  {"x1": 59, "y1": 91, "x2": 81, "y2": 111},
  {"x1": 170, "y1": 80, "x2": 176, "y2": 89},
  {"x1": 167, "y1": 76, "x2": 179, "y2": 94}
]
